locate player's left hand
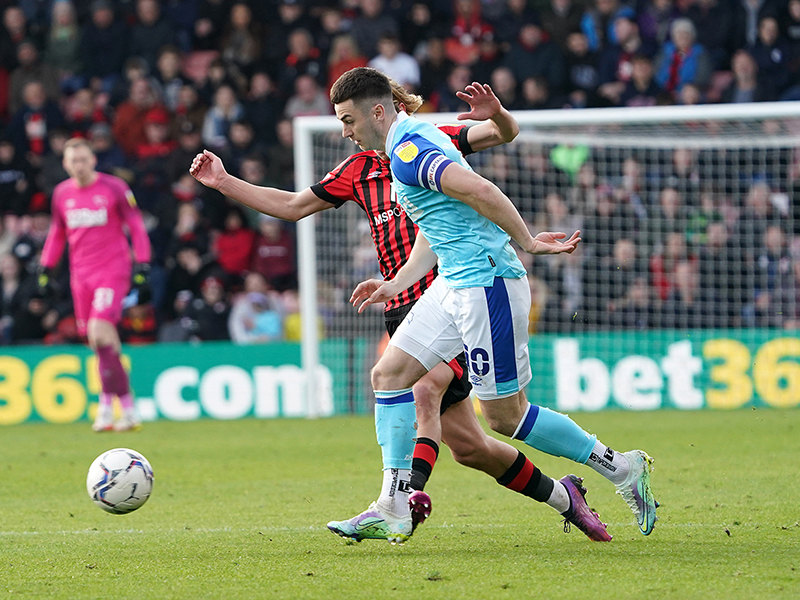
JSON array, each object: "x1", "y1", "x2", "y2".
[
  {"x1": 350, "y1": 278, "x2": 401, "y2": 313},
  {"x1": 529, "y1": 230, "x2": 582, "y2": 255},
  {"x1": 131, "y1": 263, "x2": 152, "y2": 304},
  {"x1": 456, "y1": 83, "x2": 502, "y2": 122}
]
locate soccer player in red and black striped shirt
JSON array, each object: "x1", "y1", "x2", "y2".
[{"x1": 190, "y1": 83, "x2": 603, "y2": 543}]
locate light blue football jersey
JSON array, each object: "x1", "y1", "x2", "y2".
[{"x1": 386, "y1": 111, "x2": 526, "y2": 288}]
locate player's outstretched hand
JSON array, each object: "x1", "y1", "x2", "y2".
[
  {"x1": 189, "y1": 149, "x2": 227, "y2": 190},
  {"x1": 530, "y1": 230, "x2": 582, "y2": 255},
  {"x1": 456, "y1": 82, "x2": 502, "y2": 122},
  {"x1": 351, "y1": 278, "x2": 401, "y2": 313}
]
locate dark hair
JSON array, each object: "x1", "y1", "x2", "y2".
[{"x1": 329, "y1": 67, "x2": 393, "y2": 107}]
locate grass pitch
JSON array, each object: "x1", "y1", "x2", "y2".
[{"x1": 0, "y1": 409, "x2": 798, "y2": 600}]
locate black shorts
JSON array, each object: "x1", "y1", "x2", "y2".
[{"x1": 384, "y1": 303, "x2": 472, "y2": 414}]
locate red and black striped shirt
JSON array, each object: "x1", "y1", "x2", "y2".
[{"x1": 311, "y1": 124, "x2": 473, "y2": 311}]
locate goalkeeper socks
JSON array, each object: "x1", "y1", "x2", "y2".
[
  {"x1": 496, "y1": 450, "x2": 569, "y2": 512},
  {"x1": 97, "y1": 393, "x2": 114, "y2": 420},
  {"x1": 512, "y1": 404, "x2": 596, "y2": 464},
  {"x1": 96, "y1": 345, "x2": 130, "y2": 396},
  {"x1": 374, "y1": 389, "x2": 416, "y2": 470},
  {"x1": 409, "y1": 437, "x2": 439, "y2": 491},
  {"x1": 586, "y1": 441, "x2": 631, "y2": 485},
  {"x1": 376, "y1": 468, "x2": 412, "y2": 517}
]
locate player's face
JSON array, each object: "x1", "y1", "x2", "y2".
[
  {"x1": 335, "y1": 99, "x2": 383, "y2": 152},
  {"x1": 63, "y1": 145, "x2": 97, "y2": 183}
]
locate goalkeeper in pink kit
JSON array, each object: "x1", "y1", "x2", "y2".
[{"x1": 39, "y1": 138, "x2": 151, "y2": 432}]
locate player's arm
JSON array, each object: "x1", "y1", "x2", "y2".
[
  {"x1": 457, "y1": 83, "x2": 519, "y2": 152},
  {"x1": 439, "y1": 163, "x2": 580, "y2": 255},
  {"x1": 350, "y1": 232, "x2": 437, "y2": 313},
  {"x1": 40, "y1": 198, "x2": 66, "y2": 270},
  {"x1": 118, "y1": 186, "x2": 152, "y2": 264},
  {"x1": 190, "y1": 150, "x2": 331, "y2": 222}
]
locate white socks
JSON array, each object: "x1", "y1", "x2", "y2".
[
  {"x1": 376, "y1": 468, "x2": 412, "y2": 517},
  {"x1": 545, "y1": 479, "x2": 571, "y2": 513},
  {"x1": 585, "y1": 441, "x2": 630, "y2": 485}
]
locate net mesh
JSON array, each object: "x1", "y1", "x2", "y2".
[{"x1": 304, "y1": 110, "x2": 800, "y2": 414}]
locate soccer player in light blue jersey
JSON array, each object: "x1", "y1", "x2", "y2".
[{"x1": 332, "y1": 67, "x2": 658, "y2": 539}]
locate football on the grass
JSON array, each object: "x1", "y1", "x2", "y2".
[{"x1": 86, "y1": 448, "x2": 154, "y2": 514}]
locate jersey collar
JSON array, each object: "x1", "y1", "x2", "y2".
[{"x1": 385, "y1": 110, "x2": 410, "y2": 153}]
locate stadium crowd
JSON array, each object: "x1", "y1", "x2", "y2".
[{"x1": 0, "y1": 0, "x2": 798, "y2": 345}]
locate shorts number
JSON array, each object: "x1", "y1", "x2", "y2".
[
  {"x1": 92, "y1": 288, "x2": 114, "y2": 311},
  {"x1": 464, "y1": 345, "x2": 491, "y2": 376}
]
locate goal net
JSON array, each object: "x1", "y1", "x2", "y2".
[{"x1": 294, "y1": 103, "x2": 800, "y2": 415}]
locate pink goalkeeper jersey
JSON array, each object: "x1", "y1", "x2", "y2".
[{"x1": 41, "y1": 173, "x2": 151, "y2": 283}]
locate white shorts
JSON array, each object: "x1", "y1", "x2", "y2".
[{"x1": 390, "y1": 276, "x2": 532, "y2": 400}]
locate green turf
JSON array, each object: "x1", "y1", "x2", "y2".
[{"x1": 1, "y1": 409, "x2": 798, "y2": 600}]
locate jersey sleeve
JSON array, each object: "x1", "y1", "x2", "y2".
[
  {"x1": 310, "y1": 156, "x2": 360, "y2": 207},
  {"x1": 390, "y1": 132, "x2": 455, "y2": 193},
  {"x1": 436, "y1": 124, "x2": 474, "y2": 156},
  {"x1": 114, "y1": 178, "x2": 152, "y2": 264}
]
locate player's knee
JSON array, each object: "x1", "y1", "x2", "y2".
[{"x1": 412, "y1": 379, "x2": 444, "y2": 413}]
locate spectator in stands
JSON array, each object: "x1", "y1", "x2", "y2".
[
  {"x1": 63, "y1": 87, "x2": 106, "y2": 137},
  {"x1": 154, "y1": 45, "x2": 187, "y2": 112},
  {"x1": 213, "y1": 206, "x2": 256, "y2": 279},
  {"x1": 243, "y1": 70, "x2": 282, "y2": 147},
  {"x1": 417, "y1": 37, "x2": 454, "y2": 100},
  {"x1": 165, "y1": 119, "x2": 203, "y2": 182},
  {"x1": 264, "y1": 119, "x2": 295, "y2": 191},
  {"x1": 202, "y1": 83, "x2": 244, "y2": 151},
  {"x1": 1, "y1": 7, "x2": 29, "y2": 71},
  {"x1": 401, "y1": 2, "x2": 446, "y2": 57},
  {"x1": 751, "y1": 16, "x2": 794, "y2": 98},
  {"x1": 280, "y1": 27, "x2": 326, "y2": 95},
  {"x1": 697, "y1": 220, "x2": 747, "y2": 327},
  {"x1": 650, "y1": 230, "x2": 692, "y2": 301},
  {"x1": 36, "y1": 128, "x2": 69, "y2": 199},
  {"x1": 197, "y1": 56, "x2": 239, "y2": 105},
  {"x1": 784, "y1": 0, "x2": 800, "y2": 54},
  {"x1": 678, "y1": 82, "x2": 704, "y2": 105},
  {"x1": 226, "y1": 119, "x2": 266, "y2": 178},
  {"x1": 112, "y1": 78, "x2": 162, "y2": 158},
  {"x1": 88, "y1": 121, "x2": 130, "y2": 178},
  {"x1": 228, "y1": 289, "x2": 283, "y2": 344},
  {"x1": 503, "y1": 22, "x2": 565, "y2": 94},
  {"x1": 444, "y1": 0, "x2": 493, "y2": 66},
  {"x1": 618, "y1": 55, "x2": 662, "y2": 107},
  {"x1": 0, "y1": 253, "x2": 26, "y2": 344},
  {"x1": 173, "y1": 82, "x2": 207, "y2": 134},
  {"x1": 581, "y1": 237, "x2": 645, "y2": 327},
  {"x1": 79, "y1": 0, "x2": 127, "y2": 94},
  {"x1": 135, "y1": 106, "x2": 177, "y2": 161},
  {"x1": 597, "y1": 13, "x2": 657, "y2": 106},
  {"x1": 9, "y1": 39, "x2": 59, "y2": 115},
  {"x1": 735, "y1": 181, "x2": 784, "y2": 262},
  {"x1": 351, "y1": 0, "x2": 399, "y2": 60},
  {"x1": 686, "y1": 0, "x2": 736, "y2": 70},
  {"x1": 732, "y1": 0, "x2": 783, "y2": 50},
  {"x1": 654, "y1": 18, "x2": 712, "y2": 96},
  {"x1": 582, "y1": 183, "x2": 639, "y2": 258},
  {"x1": 239, "y1": 152, "x2": 272, "y2": 189},
  {"x1": 608, "y1": 275, "x2": 660, "y2": 329},
  {"x1": 284, "y1": 74, "x2": 332, "y2": 119},
  {"x1": 751, "y1": 224, "x2": 793, "y2": 327},
  {"x1": 430, "y1": 64, "x2": 472, "y2": 112},
  {"x1": 327, "y1": 35, "x2": 368, "y2": 94},
  {"x1": 368, "y1": 34, "x2": 420, "y2": 91},
  {"x1": 659, "y1": 259, "x2": 705, "y2": 328},
  {"x1": 182, "y1": 275, "x2": 231, "y2": 340},
  {"x1": 119, "y1": 303, "x2": 158, "y2": 344},
  {"x1": 581, "y1": 0, "x2": 626, "y2": 52},
  {"x1": 219, "y1": 2, "x2": 262, "y2": 77},
  {"x1": 637, "y1": 0, "x2": 680, "y2": 47},
  {"x1": 540, "y1": 0, "x2": 584, "y2": 52},
  {"x1": 0, "y1": 136, "x2": 35, "y2": 217},
  {"x1": 493, "y1": 0, "x2": 542, "y2": 48},
  {"x1": 163, "y1": 241, "x2": 221, "y2": 319},
  {"x1": 722, "y1": 48, "x2": 775, "y2": 102},
  {"x1": 128, "y1": 0, "x2": 178, "y2": 73},
  {"x1": 521, "y1": 76, "x2": 564, "y2": 109},
  {"x1": 317, "y1": 8, "x2": 349, "y2": 61},
  {"x1": 563, "y1": 32, "x2": 600, "y2": 108},
  {"x1": 193, "y1": 0, "x2": 231, "y2": 51},
  {"x1": 7, "y1": 80, "x2": 64, "y2": 163},
  {"x1": 642, "y1": 186, "x2": 689, "y2": 254},
  {"x1": 250, "y1": 214, "x2": 296, "y2": 292},
  {"x1": 43, "y1": 0, "x2": 81, "y2": 91}
]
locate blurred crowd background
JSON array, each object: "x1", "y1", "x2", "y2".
[{"x1": 0, "y1": 0, "x2": 798, "y2": 346}]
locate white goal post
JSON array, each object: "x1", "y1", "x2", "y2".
[{"x1": 294, "y1": 102, "x2": 800, "y2": 417}]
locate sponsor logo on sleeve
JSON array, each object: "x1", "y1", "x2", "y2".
[
  {"x1": 125, "y1": 189, "x2": 137, "y2": 207},
  {"x1": 394, "y1": 141, "x2": 419, "y2": 163}
]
